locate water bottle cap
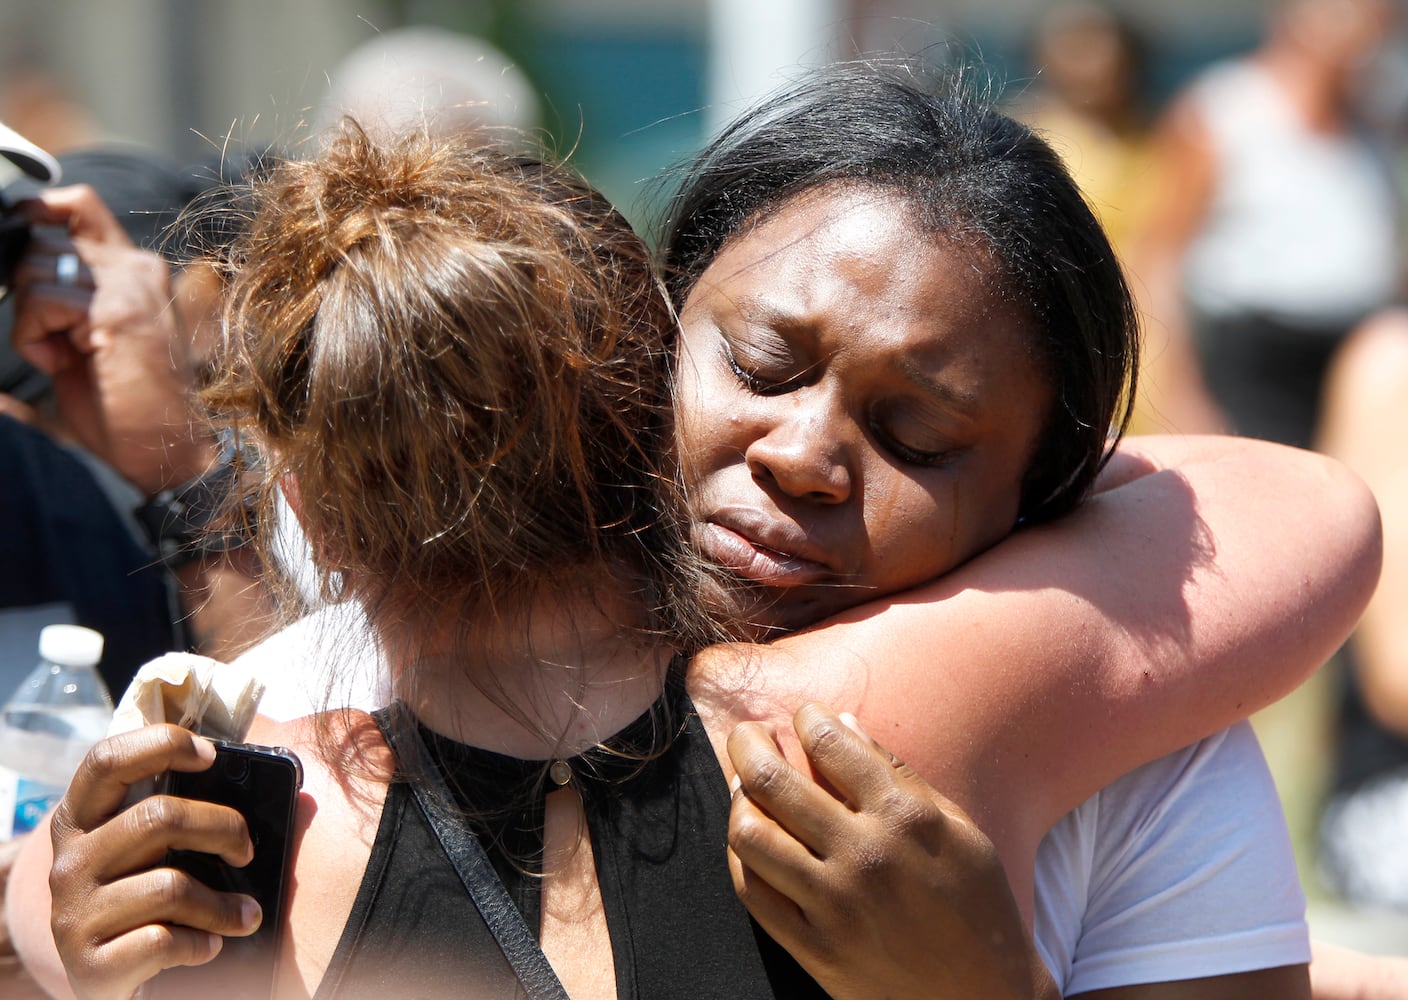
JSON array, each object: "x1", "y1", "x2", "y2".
[{"x1": 38, "y1": 624, "x2": 105, "y2": 667}]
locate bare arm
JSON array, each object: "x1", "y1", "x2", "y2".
[
  {"x1": 4, "y1": 821, "x2": 69, "y2": 999},
  {"x1": 7, "y1": 714, "x2": 380, "y2": 1000},
  {"x1": 695, "y1": 434, "x2": 1381, "y2": 906},
  {"x1": 0, "y1": 837, "x2": 53, "y2": 1000},
  {"x1": 1318, "y1": 311, "x2": 1408, "y2": 736},
  {"x1": 1311, "y1": 942, "x2": 1408, "y2": 1000}
]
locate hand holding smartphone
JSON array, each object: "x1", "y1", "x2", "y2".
[{"x1": 142, "y1": 739, "x2": 302, "y2": 1000}]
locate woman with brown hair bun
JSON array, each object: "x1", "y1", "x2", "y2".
[{"x1": 17, "y1": 69, "x2": 1380, "y2": 1000}]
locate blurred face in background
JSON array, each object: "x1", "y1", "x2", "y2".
[
  {"x1": 1284, "y1": 0, "x2": 1396, "y2": 84},
  {"x1": 1035, "y1": 3, "x2": 1142, "y2": 124}
]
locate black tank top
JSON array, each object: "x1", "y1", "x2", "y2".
[{"x1": 313, "y1": 677, "x2": 822, "y2": 999}]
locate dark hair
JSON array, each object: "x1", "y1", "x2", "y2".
[{"x1": 659, "y1": 61, "x2": 1138, "y2": 524}]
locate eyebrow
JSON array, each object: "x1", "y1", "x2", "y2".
[{"x1": 897, "y1": 357, "x2": 981, "y2": 419}]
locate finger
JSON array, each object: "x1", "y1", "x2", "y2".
[
  {"x1": 19, "y1": 249, "x2": 94, "y2": 294},
  {"x1": 793, "y1": 703, "x2": 915, "y2": 813},
  {"x1": 838, "y1": 711, "x2": 912, "y2": 778},
  {"x1": 727, "y1": 721, "x2": 848, "y2": 854},
  {"x1": 79, "y1": 867, "x2": 261, "y2": 943},
  {"x1": 727, "y1": 845, "x2": 811, "y2": 956},
  {"x1": 18, "y1": 185, "x2": 133, "y2": 246},
  {"x1": 81, "y1": 794, "x2": 254, "y2": 881},
  {"x1": 727, "y1": 778, "x2": 827, "y2": 905},
  {"x1": 12, "y1": 277, "x2": 93, "y2": 315},
  {"x1": 55, "y1": 727, "x2": 216, "y2": 833},
  {"x1": 837, "y1": 711, "x2": 875, "y2": 748},
  {"x1": 8, "y1": 283, "x2": 91, "y2": 374},
  {"x1": 835, "y1": 710, "x2": 911, "y2": 777},
  {"x1": 74, "y1": 923, "x2": 223, "y2": 999}
]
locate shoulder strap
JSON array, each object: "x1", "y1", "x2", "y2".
[{"x1": 379, "y1": 703, "x2": 571, "y2": 1000}]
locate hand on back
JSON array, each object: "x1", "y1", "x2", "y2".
[{"x1": 726, "y1": 703, "x2": 1060, "y2": 1000}]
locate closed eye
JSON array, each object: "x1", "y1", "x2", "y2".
[
  {"x1": 722, "y1": 338, "x2": 808, "y2": 396},
  {"x1": 870, "y1": 406, "x2": 964, "y2": 468},
  {"x1": 877, "y1": 430, "x2": 959, "y2": 467}
]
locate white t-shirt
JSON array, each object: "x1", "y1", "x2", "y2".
[
  {"x1": 1033, "y1": 720, "x2": 1311, "y2": 993},
  {"x1": 231, "y1": 603, "x2": 387, "y2": 721},
  {"x1": 1182, "y1": 60, "x2": 1399, "y2": 326},
  {"x1": 239, "y1": 615, "x2": 1310, "y2": 988}
]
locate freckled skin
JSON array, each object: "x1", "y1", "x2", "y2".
[{"x1": 673, "y1": 184, "x2": 1054, "y2": 635}]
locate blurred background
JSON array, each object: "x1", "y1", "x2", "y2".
[
  {"x1": 0, "y1": 0, "x2": 1327, "y2": 224},
  {"x1": 4, "y1": 0, "x2": 1408, "y2": 958}
]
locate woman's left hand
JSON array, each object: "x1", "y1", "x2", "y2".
[{"x1": 727, "y1": 702, "x2": 1059, "y2": 1000}]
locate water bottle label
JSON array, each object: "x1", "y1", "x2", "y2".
[
  {"x1": 0, "y1": 767, "x2": 63, "y2": 839},
  {"x1": 14, "y1": 775, "x2": 63, "y2": 835}
]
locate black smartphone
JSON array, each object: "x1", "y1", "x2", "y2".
[{"x1": 143, "y1": 739, "x2": 303, "y2": 1000}]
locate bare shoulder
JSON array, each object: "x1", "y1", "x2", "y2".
[{"x1": 258, "y1": 710, "x2": 392, "y2": 996}]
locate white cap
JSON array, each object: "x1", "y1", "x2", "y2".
[
  {"x1": 39, "y1": 624, "x2": 105, "y2": 668},
  {"x1": 0, "y1": 121, "x2": 61, "y2": 184}
]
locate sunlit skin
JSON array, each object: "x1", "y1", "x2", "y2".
[{"x1": 673, "y1": 183, "x2": 1054, "y2": 634}]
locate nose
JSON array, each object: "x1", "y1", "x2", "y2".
[{"x1": 744, "y1": 396, "x2": 855, "y2": 504}]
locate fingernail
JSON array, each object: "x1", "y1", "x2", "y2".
[
  {"x1": 242, "y1": 897, "x2": 263, "y2": 932},
  {"x1": 206, "y1": 933, "x2": 224, "y2": 959},
  {"x1": 729, "y1": 773, "x2": 742, "y2": 795},
  {"x1": 192, "y1": 737, "x2": 217, "y2": 762},
  {"x1": 839, "y1": 712, "x2": 870, "y2": 740}
]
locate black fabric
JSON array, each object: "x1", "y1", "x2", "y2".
[
  {"x1": 1193, "y1": 310, "x2": 1361, "y2": 450},
  {"x1": 387, "y1": 702, "x2": 569, "y2": 1000},
  {"x1": 0, "y1": 415, "x2": 179, "y2": 697},
  {"x1": 315, "y1": 675, "x2": 823, "y2": 1000},
  {"x1": 1331, "y1": 643, "x2": 1408, "y2": 796}
]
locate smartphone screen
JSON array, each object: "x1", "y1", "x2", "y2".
[{"x1": 143, "y1": 740, "x2": 303, "y2": 1000}]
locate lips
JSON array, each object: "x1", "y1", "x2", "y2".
[{"x1": 696, "y1": 515, "x2": 836, "y2": 586}]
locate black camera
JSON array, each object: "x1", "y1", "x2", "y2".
[{"x1": 0, "y1": 194, "x2": 31, "y2": 298}]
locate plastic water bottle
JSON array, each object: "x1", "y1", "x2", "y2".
[{"x1": 0, "y1": 624, "x2": 113, "y2": 839}]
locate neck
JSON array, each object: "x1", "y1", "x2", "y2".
[{"x1": 381, "y1": 584, "x2": 676, "y2": 759}]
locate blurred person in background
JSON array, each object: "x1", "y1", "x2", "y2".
[
  {"x1": 1, "y1": 143, "x2": 267, "y2": 693},
  {"x1": 316, "y1": 25, "x2": 539, "y2": 140},
  {"x1": 1318, "y1": 309, "x2": 1408, "y2": 924},
  {"x1": 1, "y1": 21, "x2": 547, "y2": 736},
  {"x1": 0, "y1": 37, "x2": 545, "y2": 991},
  {"x1": 1127, "y1": 0, "x2": 1401, "y2": 447},
  {"x1": 1016, "y1": 1, "x2": 1153, "y2": 265},
  {"x1": 1013, "y1": 0, "x2": 1211, "y2": 438},
  {"x1": 0, "y1": 110, "x2": 71, "y2": 1000},
  {"x1": 0, "y1": 64, "x2": 99, "y2": 170}
]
